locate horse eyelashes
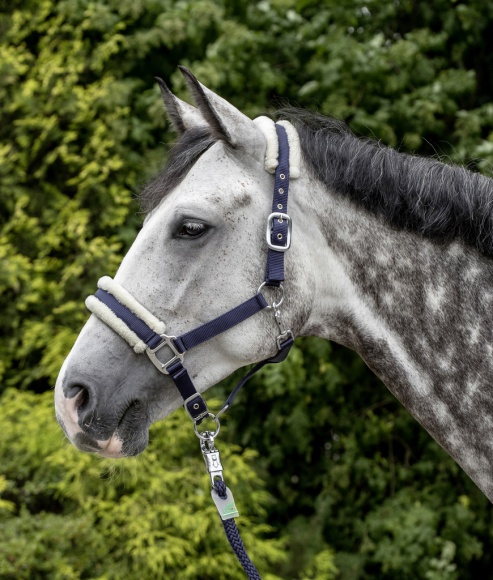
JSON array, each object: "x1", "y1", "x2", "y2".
[{"x1": 178, "y1": 221, "x2": 207, "y2": 238}]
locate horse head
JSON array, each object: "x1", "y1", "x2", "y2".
[{"x1": 54, "y1": 69, "x2": 317, "y2": 458}]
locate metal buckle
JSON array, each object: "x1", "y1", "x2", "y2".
[
  {"x1": 266, "y1": 212, "x2": 292, "y2": 252},
  {"x1": 146, "y1": 334, "x2": 184, "y2": 375}
]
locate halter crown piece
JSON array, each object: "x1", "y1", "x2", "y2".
[{"x1": 85, "y1": 118, "x2": 299, "y2": 579}]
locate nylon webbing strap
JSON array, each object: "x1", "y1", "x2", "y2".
[
  {"x1": 265, "y1": 124, "x2": 291, "y2": 287},
  {"x1": 85, "y1": 118, "x2": 299, "y2": 580},
  {"x1": 166, "y1": 361, "x2": 208, "y2": 422},
  {"x1": 218, "y1": 336, "x2": 294, "y2": 417},
  {"x1": 95, "y1": 289, "x2": 162, "y2": 349},
  {"x1": 174, "y1": 293, "x2": 268, "y2": 353}
]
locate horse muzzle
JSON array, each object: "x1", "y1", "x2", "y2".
[
  {"x1": 54, "y1": 332, "x2": 158, "y2": 458},
  {"x1": 55, "y1": 379, "x2": 151, "y2": 457},
  {"x1": 56, "y1": 385, "x2": 151, "y2": 457}
]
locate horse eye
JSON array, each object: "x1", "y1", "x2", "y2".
[{"x1": 178, "y1": 221, "x2": 207, "y2": 238}]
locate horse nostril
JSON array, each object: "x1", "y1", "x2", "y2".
[
  {"x1": 66, "y1": 384, "x2": 90, "y2": 411},
  {"x1": 66, "y1": 384, "x2": 84, "y2": 398}
]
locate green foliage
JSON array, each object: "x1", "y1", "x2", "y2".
[
  {"x1": 0, "y1": 389, "x2": 286, "y2": 579},
  {"x1": 2, "y1": 0, "x2": 493, "y2": 577}
]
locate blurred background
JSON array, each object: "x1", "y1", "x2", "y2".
[{"x1": 1, "y1": 0, "x2": 493, "y2": 578}]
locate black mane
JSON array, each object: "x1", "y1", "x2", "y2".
[
  {"x1": 140, "y1": 109, "x2": 493, "y2": 256},
  {"x1": 280, "y1": 109, "x2": 493, "y2": 256}
]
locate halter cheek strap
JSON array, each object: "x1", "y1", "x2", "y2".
[
  {"x1": 86, "y1": 121, "x2": 298, "y2": 424},
  {"x1": 265, "y1": 123, "x2": 292, "y2": 286}
]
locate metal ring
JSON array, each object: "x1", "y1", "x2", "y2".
[
  {"x1": 257, "y1": 282, "x2": 284, "y2": 309},
  {"x1": 194, "y1": 413, "x2": 221, "y2": 441}
]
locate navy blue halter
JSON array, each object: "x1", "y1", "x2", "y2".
[
  {"x1": 265, "y1": 124, "x2": 292, "y2": 286},
  {"x1": 92, "y1": 123, "x2": 294, "y2": 423}
]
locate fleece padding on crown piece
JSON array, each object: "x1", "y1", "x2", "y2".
[
  {"x1": 85, "y1": 295, "x2": 148, "y2": 353},
  {"x1": 277, "y1": 120, "x2": 301, "y2": 179},
  {"x1": 253, "y1": 116, "x2": 301, "y2": 178},
  {"x1": 97, "y1": 276, "x2": 166, "y2": 335},
  {"x1": 253, "y1": 116, "x2": 279, "y2": 174}
]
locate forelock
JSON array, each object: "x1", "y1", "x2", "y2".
[{"x1": 138, "y1": 127, "x2": 218, "y2": 214}]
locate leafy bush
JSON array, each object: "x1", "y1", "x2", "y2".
[
  {"x1": 2, "y1": 0, "x2": 493, "y2": 577},
  {"x1": 0, "y1": 389, "x2": 288, "y2": 579}
]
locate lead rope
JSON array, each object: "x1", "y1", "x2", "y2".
[
  {"x1": 214, "y1": 480, "x2": 262, "y2": 580},
  {"x1": 204, "y1": 433, "x2": 261, "y2": 579},
  {"x1": 197, "y1": 424, "x2": 262, "y2": 578},
  {"x1": 195, "y1": 363, "x2": 271, "y2": 579}
]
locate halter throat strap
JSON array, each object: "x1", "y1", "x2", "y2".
[{"x1": 86, "y1": 121, "x2": 296, "y2": 423}]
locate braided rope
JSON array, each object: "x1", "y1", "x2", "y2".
[{"x1": 213, "y1": 480, "x2": 262, "y2": 580}]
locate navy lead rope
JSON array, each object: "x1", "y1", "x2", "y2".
[
  {"x1": 89, "y1": 123, "x2": 294, "y2": 579},
  {"x1": 214, "y1": 480, "x2": 261, "y2": 580}
]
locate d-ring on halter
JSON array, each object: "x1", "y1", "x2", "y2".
[{"x1": 85, "y1": 121, "x2": 298, "y2": 579}]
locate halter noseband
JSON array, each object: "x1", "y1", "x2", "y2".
[{"x1": 86, "y1": 121, "x2": 298, "y2": 425}]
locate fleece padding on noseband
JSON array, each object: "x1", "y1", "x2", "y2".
[
  {"x1": 97, "y1": 277, "x2": 166, "y2": 334},
  {"x1": 85, "y1": 277, "x2": 166, "y2": 354},
  {"x1": 85, "y1": 295, "x2": 147, "y2": 353},
  {"x1": 253, "y1": 117, "x2": 300, "y2": 178}
]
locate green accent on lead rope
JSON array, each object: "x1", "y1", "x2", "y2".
[{"x1": 211, "y1": 486, "x2": 240, "y2": 520}]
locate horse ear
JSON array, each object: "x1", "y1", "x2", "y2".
[
  {"x1": 178, "y1": 66, "x2": 257, "y2": 148},
  {"x1": 155, "y1": 77, "x2": 207, "y2": 135}
]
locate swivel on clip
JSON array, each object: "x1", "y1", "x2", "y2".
[
  {"x1": 200, "y1": 436, "x2": 224, "y2": 487},
  {"x1": 200, "y1": 436, "x2": 240, "y2": 520}
]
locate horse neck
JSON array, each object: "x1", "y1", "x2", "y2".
[{"x1": 301, "y1": 182, "x2": 493, "y2": 501}]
